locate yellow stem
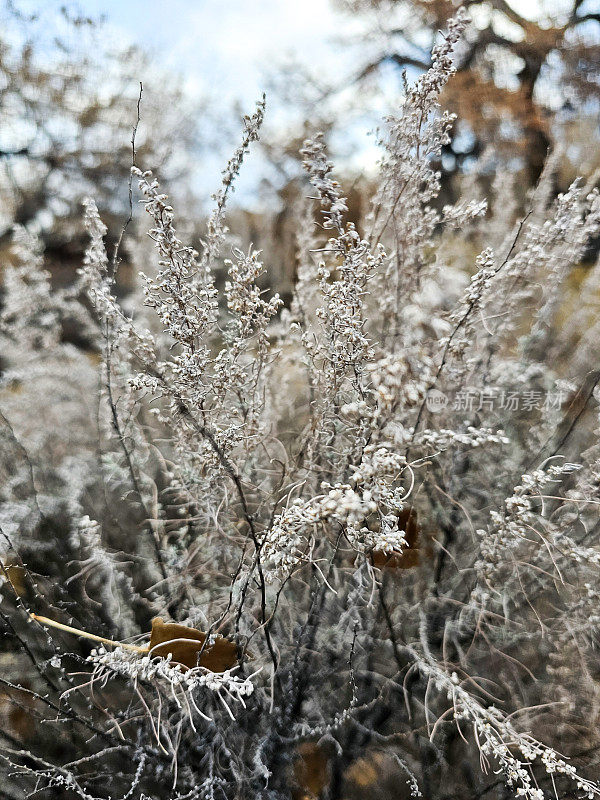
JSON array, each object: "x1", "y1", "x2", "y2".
[{"x1": 29, "y1": 613, "x2": 148, "y2": 654}]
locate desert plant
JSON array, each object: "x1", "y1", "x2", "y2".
[{"x1": 1, "y1": 9, "x2": 600, "y2": 800}]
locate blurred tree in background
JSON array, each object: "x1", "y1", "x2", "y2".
[
  {"x1": 0, "y1": 2, "x2": 200, "y2": 280},
  {"x1": 249, "y1": 0, "x2": 600, "y2": 300},
  {"x1": 0, "y1": 0, "x2": 598, "y2": 305},
  {"x1": 335, "y1": 0, "x2": 600, "y2": 183}
]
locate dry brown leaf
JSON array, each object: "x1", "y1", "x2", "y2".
[
  {"x1": 1, "y1": 562, "x2": 27, "y2": 596},
  {"x1": 292, "y1": 742, "x2": 329, "y2": 800},
  {"x1": 344, "y1": 752, "x2": 385, "y2": 788},
  {"x1": 372, "y1": 507, "x2": 420, "y2": 570},
  {"x1": 30, "y1": 614, "x2": 241, "y2": 674},
  {"x1": 0, "y1": 678, "x2": 35, "y2": 741},
  {"x1": 148, "y1": 618, "x2": 239, "y2": 673}
]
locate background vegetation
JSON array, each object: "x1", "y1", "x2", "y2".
[{"x1": 0, "y1": 2, "x2": 599, "y2": 799}]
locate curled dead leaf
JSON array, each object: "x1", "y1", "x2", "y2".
[
  {"x1": 344, "y1": 752, "x2": 386, "y2": 788},
  {"x1": 372, "y1": 507, "x2": 420, "y2": 570},
  {"x1": 1, "y1": 562, "x2": 27, "y2": 596},
  {"x1": 148, "y1": 617, "x2": 239, "y2": 672},
  {"x1": 30, "y1": 614, "x2": 241, "y2": 673},
  {"x1": 292, "y1": 742, "x2": 329, "y2": 800}
]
